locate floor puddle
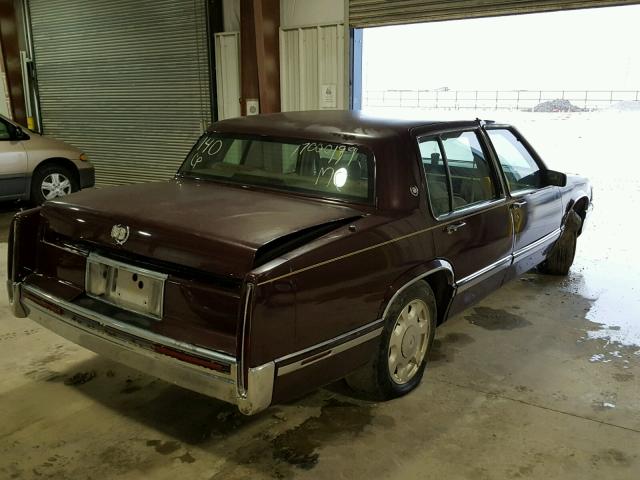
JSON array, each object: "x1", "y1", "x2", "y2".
[{"x1": 466, "y1": 307, "x2": 532, "y2": 330}]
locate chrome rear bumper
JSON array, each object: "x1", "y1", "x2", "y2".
[{"x1": 8, "y1": 282, "x2": 274, "y2": 415}]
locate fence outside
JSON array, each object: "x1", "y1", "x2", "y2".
[{"x1": 362, "y1": 89, "x2": 640, "y2": 111}]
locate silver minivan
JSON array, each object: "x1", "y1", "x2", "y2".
[{"x1": 0, "y1": 114, "x2": 94, "y2": 204}]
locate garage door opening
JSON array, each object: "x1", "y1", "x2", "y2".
[
  {"x1": 355, "y1": 4, "x2": 640, "y2": 346},
  {"x1": 357, "y1": 5, "x2": 640, "y2": 114}
]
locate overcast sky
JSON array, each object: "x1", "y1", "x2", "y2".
[{"x1": 362, "y1": 5, "x2": 640, "y2": 92}]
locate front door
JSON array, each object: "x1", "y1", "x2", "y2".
[
  {"x1": 484, "y1": 127, "x2": 563, "y2": 276},
  {"x1": 418, "y1": 128, "x2": 513, "y2": 314},
  {"x1": 0, "y1": 119, "x2": 28, "y2": 199}
]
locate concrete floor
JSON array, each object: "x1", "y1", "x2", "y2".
[{"x1": 1, "y1": 115, "x2": 639, "y2": 479}]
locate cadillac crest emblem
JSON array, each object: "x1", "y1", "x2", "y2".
[{"x1": 110, "y1": 224, "x2": 130, "y2": 245}]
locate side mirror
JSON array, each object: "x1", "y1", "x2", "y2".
[
  {"x1": 8, "y1": 125, "x2": 29, "y2": 141},
  {"x1": 543, "y1": 169, "x2": 567, "y2": 187}
]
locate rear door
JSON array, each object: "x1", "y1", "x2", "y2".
[
  {"x1": 418, "y1": 128, "x2": 513, "y2": 312},
  {"x1": 484, "y1": 127, "x2": 563, "y2": 276},
  {"x1": 0, "y1": 119, "x2": 28, "y2": 199}
]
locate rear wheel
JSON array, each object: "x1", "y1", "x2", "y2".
[
  {"x1": 346, "y1": 282, "x2": 437, "y2": 399},
  {"x1": 31, "y1": 164, "x2": 79, "y2": 204}
]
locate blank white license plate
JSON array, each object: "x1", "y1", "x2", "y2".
[{"x1": 85, "y1": 253, "x2": 167, "y2": 320}]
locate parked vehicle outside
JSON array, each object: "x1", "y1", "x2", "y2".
[
  {"x1": 0, "y1": 114, "x2": 95, "y2": 204},
  {"x1": 7, "y1": 111, "x2": 592, "y2": 414}
]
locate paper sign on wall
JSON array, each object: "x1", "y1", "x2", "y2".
[{"x1": 320, "y1": 84, "x2": 337, "y2": 108}]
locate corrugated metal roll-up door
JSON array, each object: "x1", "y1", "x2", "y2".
[
  {"x1": 349, "y1": 0, "x2": 640, "y2": 27},
  {"x1": 28, "y1": 0, "x2": 211, "y2": 185}
]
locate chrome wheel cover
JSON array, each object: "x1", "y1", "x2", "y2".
[
  {"x1": 388, "y1": 299, "x2": 430, "y2": 384},
  {"x1": 41, "y1": 173, "x2": 72, "y2": 200}
]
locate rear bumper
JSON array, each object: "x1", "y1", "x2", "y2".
[{"x1": 7, "y1": 281, "x2": 274, "y2": 415}]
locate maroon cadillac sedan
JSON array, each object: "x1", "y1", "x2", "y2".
[{"x1": 8, "y1": 111, "x2": 592, "y2": 414}]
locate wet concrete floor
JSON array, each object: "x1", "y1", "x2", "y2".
[
  {"x1": 1, "y1": 201, "x2": 639, "y2": 480},
  {"x1": 1, "y1": 114, "x2": 639, "y2": 479}
]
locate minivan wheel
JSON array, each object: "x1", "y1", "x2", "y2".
[
  {"x1": 346, "y1": 282, "x2": 437, "y2": 399},
  {"x1": 31, "y1": 164, "x2": 79, "y2": 204}
]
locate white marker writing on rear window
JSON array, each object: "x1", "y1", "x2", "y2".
[
  {"x1": 199, "y1": 138, "x2": 223, "y2": 155},
  {"x1": 291, "y1": 143, "x2": 358, "y2": 163},
  {"x1": 191, "y1": 138, "x2": 223, "y2": 168}
]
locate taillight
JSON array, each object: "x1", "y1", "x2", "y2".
[
  {"x1": 7, "y1": 218, "x2": 15, "y2": 282},
  {"x1": 153, "y1": 345, "x2": 231, "y2": 374},
  {"x1": 22, "y1": 290, "x2": 64, "y2": 315},
  {"x1": 8, "y1": 207, "x2": 42, "y2": 283}
]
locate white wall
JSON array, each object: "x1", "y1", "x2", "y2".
[
  {"x1": 216, "y1": 0, "x2": 349, "y2": 115},
  {"x1": 280, "y1": 24, "x2": 345, "y2": 111},
  {"x1": 281, "y1": 0, "x2": 345, "y2": 27},
  {"x1": 279, "y1": 0, "x2": 348, "y2": 111},
  {"x1": 223, "y1": 0, "x2": 346, "y2": 31},
  {"x1": 215, "y1": 32, "x2": 241, "y2": 119},
  {"x1": 0, "y1": 46, "x2": 10, "y2": 118},
  {"x1": 222, "y1": 0, "x2": 240, "y2": 31}
]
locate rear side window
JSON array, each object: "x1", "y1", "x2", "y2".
[
  {"x1": 419, "y1": 138, "x2": 450, "y2": 217},
  {"x1": 0, "y1": 120, "x2": 10, "y2": 140},
  {"x1": 419, "y1": 130, "x2": 499, "y2": 217},
  {"x1": 487, "y1": 129, "x2": 542, "y2": 192}
]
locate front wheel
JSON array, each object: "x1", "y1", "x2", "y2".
[
  {"x1": 346, "y1": 282, "x2": 437, "y2": 399},
  {"x1": 31, "y1": 164, "x2": 79, "y2": 204},
  {"x1": 539, "y1": 210, "x2": 582, "y2": 276}
]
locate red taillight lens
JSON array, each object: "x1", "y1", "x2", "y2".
[{"x1": 153, "y1": 345, "x2": 231, "y2": 374}]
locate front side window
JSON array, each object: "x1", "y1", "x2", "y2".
[
  {"x1": 420, "y1": 130, "x2": 498, "y2": 217},
  {"x1": 179, "y1": 134, "x2": 373, "y2": 202},
  {"x1": 487, "y1": 129, "x2": 542, "y2": 192}
]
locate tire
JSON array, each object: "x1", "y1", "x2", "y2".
[
  {"x1": 539, "y1": 211, "x2": 582, "y2": 276},
  {"x1": 31, "y1": 164, "x2": 79, "y2": 205},
  {"x1": 346, "y1": 281, "x2": 437, "y2": 400}
]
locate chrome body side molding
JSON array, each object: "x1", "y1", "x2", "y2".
[
  {"x1": 276, "y1": 320, "x2": 384, "y2": 376},
  {"x1": 455, "y1": 228, "x2": 563, "y2": 293},
  {"x1": 456, "y1": 256, "x2": 512, "y2": 293},
  {"x1": 249, "y1": 245, "x2": 455, "y2": 380},
  {"x1": 381, "y1": 261, "x2": 455, "y2": 321},
  {"x1": 41, "y1": 238, "x2": 89, "y2": 257},
  {"x1": 512, "y1": 228, "x2": 562, "y2": 259}
]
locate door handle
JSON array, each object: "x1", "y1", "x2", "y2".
[
  {"x1": 445, "y1": 221, "x2": 466, "y2": 234},
  {"x1": 510, "y1": 200, "x2": 527, "y2": 210}
]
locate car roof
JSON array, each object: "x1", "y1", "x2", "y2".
[{"x1": 210, "y1": 110, "x2": 480, "y2": 145}]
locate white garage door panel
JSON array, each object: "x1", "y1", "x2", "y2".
[
  {"x1": 349, "y1": 0, "x2": 640, "y2": 27},
  {"x1": 215, "y1": 32, "x2": 241, "y2": 120},
  {"x1": 29, "y1": 0, "x2": 211, "y2": 186},
  {"x1": 280, "y1": 24, "x2": 344, "y2": 112}
]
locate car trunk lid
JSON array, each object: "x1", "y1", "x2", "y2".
[{"x1": 41, "y1": 178, "x2": 364, "y2": 279}]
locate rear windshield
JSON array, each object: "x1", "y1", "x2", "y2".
[{"x1": 178, "y1": 134, "x2": 374, "y2": 203}]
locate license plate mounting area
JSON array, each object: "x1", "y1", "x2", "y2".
[{"x1": 85, "y1": 253, "x2": 167, "y2": 320}]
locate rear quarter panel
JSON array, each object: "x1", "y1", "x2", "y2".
[{"x1": 248, "y1": 212, "x2": 438, "y2": 367}]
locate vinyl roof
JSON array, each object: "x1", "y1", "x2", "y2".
[{"x1": 211, "y1": 110, "x2": 479, "y2": 144}]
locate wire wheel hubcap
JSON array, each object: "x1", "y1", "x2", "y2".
[
  {"x1": 41, "y1": 173, "x2": 72, "y2": 200},
  {"x1": 388, "y1": 299, "x2": 430, "y2": 385}
]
